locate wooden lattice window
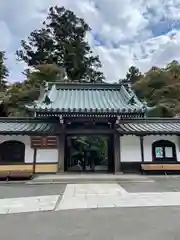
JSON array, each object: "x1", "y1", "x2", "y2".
[{"x1": 152, "y1": 140, "x2": 177, "y2": 162}]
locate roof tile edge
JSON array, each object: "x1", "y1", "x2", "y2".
[{"x1": 46, "y1": 82, "x2": 123, "y2": 90}]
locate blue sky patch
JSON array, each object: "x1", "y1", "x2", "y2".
[
  {"x1": 151, "y1": 19, "x2": 180, "y2": 37},
  {"x1": 93, "y1": 33, "x2": 105, "y2": 46}
]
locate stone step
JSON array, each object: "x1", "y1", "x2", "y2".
[{"x1": 27, "y1": 174, "x2": 152, "y2": 184}]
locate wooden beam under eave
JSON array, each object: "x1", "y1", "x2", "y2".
[{"x1": 66, "y1": 129, "x2": 115, "y2": 135}]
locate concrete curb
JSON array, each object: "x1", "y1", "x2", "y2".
[{"x1": 0, "y1": 181, "x2": 28, "y2": 185}]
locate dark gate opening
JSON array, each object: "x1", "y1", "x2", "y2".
[{"x1": 64, "y1": 135, "x2": 114, "y2": 173}]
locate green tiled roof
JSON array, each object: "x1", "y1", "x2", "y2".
[
  {"x1": 27, "y1": 83, "x2": 147, "y2": 115},
  {"x1": 0, "y1": 118, "x2": 59, "y2": 135},
  {"x1": 0, "y1": 117, "x2": 179, "y2": 135},
  {"x1": 118, "y1": 118, "x2": 180, "y2": 135}
]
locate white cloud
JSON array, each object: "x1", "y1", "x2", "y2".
[
  {"x1": 136, "y1": 30, "x2": 180, "y2": 72},
  {"x1": 0, "y1": 21, "x2": 12, "y2": 50},
  {"x1": 1, "y1": 0, "x2": 180, "y2": 82}
]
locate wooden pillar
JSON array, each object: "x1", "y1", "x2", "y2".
[
  {"x1": 58, "y1": 134, "x2": 65, "y2": 172},
  {"x1": 114, "y1": 132, "x2": 121, "y2": 174},
  {"x1": 108, "y1": 135, "x2": 114, "y2": 172},
  {"x1": 33, "y1": 148, "x2": 37, "y2": 174},
  {"x1": 140, "y1": 135, "x2": 144, "y2": 163}
]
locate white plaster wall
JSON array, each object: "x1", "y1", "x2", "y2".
[
  {"x1": 36, "y1": 149, "x2": 58, "y2": 163},
  {"x1": 120, "y1": 135, "x2": 180, "y2": 163},
  {"x1": 120, "y1": 135, "x2": 141, "y2": 162},
  {"x1": 0, "y1": 135, "x2": 34, "y2": 163},
  {"x1": 144, "y1": 135, "x2": 180, "y2": 162}
]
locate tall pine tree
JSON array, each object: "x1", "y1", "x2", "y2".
[
  {"x1": 16, "y1": 6, "x2": 104, "y2": 82},
  {"x1": 0, "y1": 51, "x2": 8, "y2": 90}
]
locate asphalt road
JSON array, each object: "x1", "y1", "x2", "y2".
[
  {"x1": 0, "y1": 184, "x2": 66, "y2": 198},
  {"x1": 0, "y1": 176, "x2": 180, "y2": 239},
  {"x1": 0, "y1": 207, "x2": 180, "y2": 240},
  {"x1": 1, "y1": 176, "x2": 180, "y2": 199},
  {"x1": 120, "y1": 176, "x2": 180, "y2": 192}
]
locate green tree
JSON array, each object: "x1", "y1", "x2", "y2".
[
  {"x1": 125, "y1": 66, "x2": 142, "y2": 84},
  {"x1": 16, "y1": 6, "x2": 104, "y2": 82},
  {"x1": 132, "y1": 61, "x2": 180, "y2": 117},
  {"x1": 25, "y1": 64, "x2": 67, "y2": 86},
  {"x1": 6, "y1": 64, "x2": 69, "y2": 116},
  {"x1": 0, "y1": 51, "x2": 9, "y2": 116},
  {"x1": 0, "y1": 51, "x2": 8, "y2": 90}
]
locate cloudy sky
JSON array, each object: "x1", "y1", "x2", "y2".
[{"x1": 1, "y1": 0, "x2": 180, "y2": 82}]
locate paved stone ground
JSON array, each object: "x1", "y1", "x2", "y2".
[
  {"x1": 0, "y1": 195, "x2": 60, "y2": 214},
  {"x1": 57, "y1": 183, "x2": 127, "y2": 210},
  {"x1": 57, "y1": 183, "x2": 180, "y2": 210},
  {"x1": 0, "y1": 207, "x2": 180, "y2": 240}
]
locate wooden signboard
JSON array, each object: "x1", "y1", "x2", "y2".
[{"x1": 31, "y1": 136, "x2": 58, "y2": 149}]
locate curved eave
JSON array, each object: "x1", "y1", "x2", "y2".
[
  {"x1": 120, "y1": 85, "x2": 145, "y2": 110},
  {"x1": 117, "y1": 119, "x2": 180, "y2": 135},
  {"x1": 0, "y1": 131, "x2": 61, "y2": 136},
  {"x1": 0, "y1": 119, "x2": 61, "y2": 135},
  {"x1": 118, "y1": 130, "x2": 180, "y2": 136},
  {"x1": 35, "y1": 107, "x2": 145, "y2": 114},
  {"x1": 25, "y1": 105, "x2": 35, "y2": 111}
]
